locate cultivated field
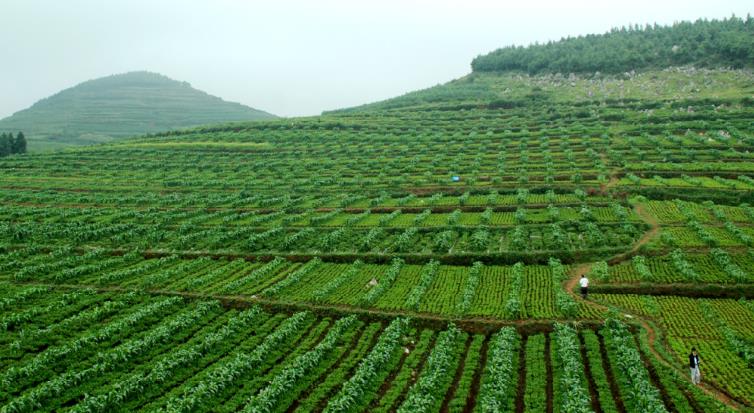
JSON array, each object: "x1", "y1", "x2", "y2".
[{"x1": 1, "y1": 69, "x2": 754, "y2": 412}]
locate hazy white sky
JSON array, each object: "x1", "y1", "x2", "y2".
[{"x1": 1, "y1": 0, "x2": 751, "y2": 118}]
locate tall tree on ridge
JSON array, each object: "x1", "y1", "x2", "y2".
[
  {"x1": 13, "y1": 132, "x2": 27, "y2": 154},
  {"x1": 0, "y1": 133, "x2": 11, "y2": 157}
]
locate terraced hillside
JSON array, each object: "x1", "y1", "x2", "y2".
[
  {"x1": 0, "y1": 71, "x2": 276, "y2": 152},
  {"x1": 2, "y1": 24, "x2": 754, "y2": 413}
]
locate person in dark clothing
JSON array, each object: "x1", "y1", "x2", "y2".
[{"x1": 689, "y1": 347, "x2": 701, "y2": 385}]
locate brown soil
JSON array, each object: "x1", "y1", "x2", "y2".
[
  {"x1": 441, "y1": 334, "x2": 473, "y2": 413},
  {"x1": 514, "y1": 334, "x2": 528, "y2": 413},
  {"x1": 596, "y1": 329, "x2": 627, "y2": 413},
  {"x1": 578, "y1": 332, "x2": 604, "y2": 413},
  {"x1": 544, "y1": 333, "x2": 554, "y2": 413},
  {"x1": 463, "y1": 335, "x2": 489, "y2": 413}
]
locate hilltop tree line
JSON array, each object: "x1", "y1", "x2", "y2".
[
  {"x1": 1, "y1": 132, "x2": 27, "y2": 157},
  {"x1": 472, "y1": 16, "x2": 754, "y2": 74}
]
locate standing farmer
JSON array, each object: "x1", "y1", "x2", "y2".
[
  {"x1": 689, "y1": 348, "x2": 701, "y2": 385},
  {"x1": 579, "y1": 274, "x2": 589, "y2": 299}
]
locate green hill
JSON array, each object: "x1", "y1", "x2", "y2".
[
  {"x1": 0, "y1": 71, "x2": 276, "y2": 151},
  {"x1": 328, "y1": 17, "x2": 754, "y2": 115},
  {"x1": 472, "y1": 16, "x2": 754, "y2": 74}
]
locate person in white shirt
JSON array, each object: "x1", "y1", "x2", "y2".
[{"x1": 579, "y1": 275, "x2": 589, "y2": 299}]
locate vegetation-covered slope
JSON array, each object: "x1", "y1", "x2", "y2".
[
  {"x1": 2, "y1": 66, "x2": 754, "y2": 410},
  {"x1": 1, "y1": 18, "x2": 754, "y2": 413},
  {"x1": 472, "y1": 16, "x2": 754, "y2": 74},
  {"x1": 332, "y1": 17, "x2": 754, "y2": 114},
  {"x1": 329, "y1": 66, "x2": 754, "y2": 113},
  {"x1": 0, "y1": 71, "x2": 276, "y2": 151}
]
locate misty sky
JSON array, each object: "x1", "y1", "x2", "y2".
[{"x1": 1, "y1": 0, "x2": 752, "y2": 118}]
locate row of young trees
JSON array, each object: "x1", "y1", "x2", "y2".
[
  {"x1": 1, "y1": 132, "x2": 26, "y2": 157},
  {"x1": 472, "y1": 16, "x2": 754, "y2": 74}
]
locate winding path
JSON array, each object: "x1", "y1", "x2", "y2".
[
  {"x1": 564, "y1": 202, "x2": 745, "y2": 409},
  {"x1": 607, "y1": 203, "x2": 661, "y2": 264}
]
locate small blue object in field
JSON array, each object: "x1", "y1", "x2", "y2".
[{"x1": 451, "y1": 176, "x2": 461, "y2": 182}]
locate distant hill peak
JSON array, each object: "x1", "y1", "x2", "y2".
[
  {"x1": 68, "y1": 71, "x2": 196, "y2": 91},
  {"x1": 0, "y1": 71, "x2": 276, "y2": 152}
]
